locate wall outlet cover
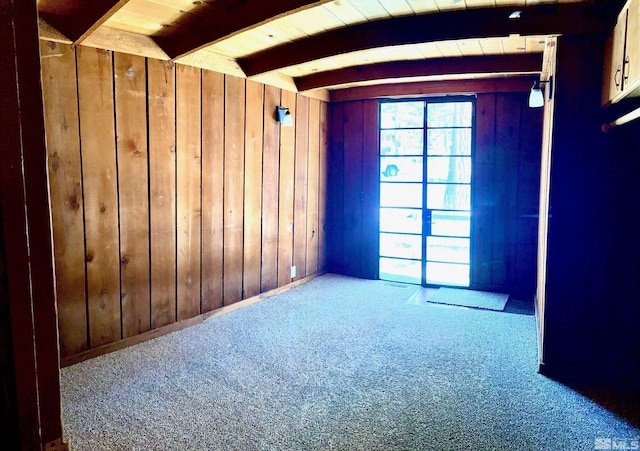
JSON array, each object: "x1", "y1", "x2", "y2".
[{"x1": 290, "y1": 266, "x2": 296, "y2": 278}]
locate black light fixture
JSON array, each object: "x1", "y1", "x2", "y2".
[
  {"x1": 529, "y1": 77, "x2": 553, "y2": 108},
  {"x1": 276, "y1": 106, "x2": 293, "y2": 126}
]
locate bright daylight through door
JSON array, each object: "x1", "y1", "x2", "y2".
[{"x1": 379, "y1": 99, "x2": 473, "y2": 287}]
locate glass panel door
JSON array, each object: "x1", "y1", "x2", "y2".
[
  {"x1": 379, "y1": 101, "x2": 424, "y2": 284},
  {"x1": 424, "y1": 101, "x2": 473, "y2": 287},
  {"x1": 378, "y1": 99, "x2": 474, "y2": 287}
]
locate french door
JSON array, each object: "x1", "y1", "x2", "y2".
[{"x1": 379, "y1": 98, "x2": 474, "y2": 287}]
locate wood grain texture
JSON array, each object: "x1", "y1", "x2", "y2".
[
  {"x1": 493, "y1": 94, "x2": 520, "y2": 286},
  {"x1": 76, "y1": 46, "x2": 122, "y2": 347},
  {"x1": 40, "y1": 41, "x2": 87, "y2": 357},
  {"x1": 0, "y1": 25, "x2": 40, "y2": 443},
  {"x1": 239, "y1": 4, "x2": 607, "y2": 76},
  {"x1": 342, "y1": 101, "x2": 364, "y2": 277},
  {"x1": 305, "y1": 98, "x2": 320, "y2": 275},
  {"x1": 155, "y1": 0, "x2": 335, "y2": 59},
  {"x1": 201, "y1": 69, "x2": 225, "y2": 313},
  {"x1": 39, "y1": 0, "x2": 131, "y2": 44},
  {"x1": 295, "y1": 54, "x2": 544, "y2": 91},
  {"x1": 472, "y1": 93, "x2": 496, "y2": 288},
  {"x1": 223, "y1": 75, "x2": 246, "y2": 304},
  {"x1": 317, "y1": 101, "x2": 329, "y2": 271},
  {"x1": 114, "y1": 52, "x2": 151, "y2": 338},
  {"x1": 326, "y1": 102, "x2": 345, "y2": 273},
  {"x1": 261, "y1": 84, "x2": 281, "y2": 292},
  {"x1": 3, "y1": 3, "x2": 63, "y2": 442},
  {"x1": 277, "y1": 89, "x2": 297, "y2": 287},
  {"x1": 361, "y1": 99, "x2": 379, "y2": 279},
  {"x1": 243, "y1": 80, "x2": 264, "y2": 299},
  {"x1": 41, "y1": 46, "x2": 331, "y2": 360},
  {"x1": 176, "y1": 64, "x2": 202, "y2": 320},
  {"x1": 148, "y1": 59, "x2": 177, "y2": 329},
  {"x1": 293, "y1": 94, "x2": 309, "y2": 280},
  {"x1": 330, "y1": 77, "x2": 535, "y2": 102}
]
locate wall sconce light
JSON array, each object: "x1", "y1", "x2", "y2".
[
  {"x1": 529, "y1": 77, "x2": 553, "y2": 108},
  {"x1": 276, "y1": 106, "x2": 293, "y2": 127}
]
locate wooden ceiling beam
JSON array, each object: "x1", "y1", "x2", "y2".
[
  {"x1": 329, "y1": 76, "x2": 538, "y2": 103},
  {"x1": 155, "y1": 0, "x2": 334, "y2": 61},
  {"x1": 39, "y1": 0, "x2": 131, "y2": 46},
  {"x1": 239, "y1": 3, "x2": 614, "y2": 77},
  {"x1": 295, "y1": 54, "x2": 543, "y2": 91}
]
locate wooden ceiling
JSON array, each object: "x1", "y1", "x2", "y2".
[{"x1": 37, "y1": 0, "x2": 621, "y2": 97}]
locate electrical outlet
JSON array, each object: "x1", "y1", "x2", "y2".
[{"x1": 290, "y1": 266, "x2": 296, "y2": 278}]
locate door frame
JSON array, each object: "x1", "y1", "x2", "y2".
[{"x1": 377, "y1": 95, "x2": 477, "y2": 288}]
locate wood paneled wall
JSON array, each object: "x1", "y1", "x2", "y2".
[
  {"x1": 474, "y1": 92, "x2": 543, "y2": 296},
  {"x1": 540, "y1": 35, "x2": 640, "y2": 398},
  {"x1": 41, "y1": 43, "x2": 328, "y2": 360},
  {"x1": 326, "y1": 100, "x2": 380, "y2": 280},
  {"x1": 327, "y1": 94, "x2": 542, "y2": 296}
]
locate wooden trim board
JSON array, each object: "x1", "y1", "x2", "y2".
[{"x1": 60, "y1": 272, "x2": 324, "y2": 368}]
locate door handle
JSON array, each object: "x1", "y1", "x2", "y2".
[{"x1": 615, "y1": 65, "x2": 622, "y2": 89}]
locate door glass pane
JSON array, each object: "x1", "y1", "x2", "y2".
[
  {"x1": 380, "y1": 183, "x2": 422, "y2": 208},
  {"x1": 425, "y1": 262, "x2": 470, "y2": 286},
  {"x1": 381, "y1": 101, "x2": 424, "y2": 129},
  {"x1": 431, "y1": 211, "x2": 470, "y2": 237},
  {"x1": 427, "y1": 102, "x2": 472, "y2": 127},
  {"x1": 427, "y1": 129, "x2": 472, "y2": 155},
  {"x1": 380, "y1": 258, "x2": 422, "y2": 285},
  {"x1": 381, "y1": 157, "x2": 423, "y2": 182},
  {"x1": 381, "y1": 130, "x2": 424, "y2": 156},
  {"x1": 426, "y1": 237, "x2": 470, "y2": 264},
  {"x1": 380, "y1": 208, "x2": 422, "y2": 234},
  {"x1": 380, "y1": 233, "x2": 422, "y2": 259},
  {"x1": 427, "y1": 184, "x2": 470, "y2": 210},
  {"x1": 427, "y1": 156, "x2": 471, "y2": 183}
]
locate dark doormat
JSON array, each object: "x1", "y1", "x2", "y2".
[{"x1": 425, "y1": 287, "x2": 509, "y2": 311}]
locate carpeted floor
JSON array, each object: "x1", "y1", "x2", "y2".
[{"x1": 60, "y1": 274, "x2": 640, "y2": 450}]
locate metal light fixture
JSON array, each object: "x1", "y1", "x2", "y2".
[
  {"x1": 276, "y1": 106, "x2": 293, "y2": 126},
  {"x1": 529, "y1": 82, "x2": 544, "y2": 108},
  {"x1": 529, "y1": 77, "x2": 553, "y2": 108}
]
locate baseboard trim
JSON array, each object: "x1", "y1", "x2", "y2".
[{"x1": 60, "y1": 272, "x2": 324, "y2": 368}]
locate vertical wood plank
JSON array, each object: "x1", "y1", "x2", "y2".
[
  {"x1": 201, "y1": 69, "x2": 225, "y2": 313},
  {"x1": 342, "y1": 101, "x2": 364, "y2": 277},
  {"x1": 2, "y1": 3, "x2": 63, "y2": 441},
  {"x1": 176, "y1": 64, "x2": 202, "y2": 320},
  {"x1": 293, "y1": 94, "x2": 309, "y2": 280},
  {"x1": 223, "y1": 75, "x2": 246, "y2": 304},
  {"x1": 40, "y1": 41, "x2": 87, "y2": 357},
  {"x1": 0, "y1": 25, "x2": 40, "y2": 443},
  {"x1": 306, "y1": 98, "x2": 320, "y2": 275},
  {"x1": 318, "y1": 101, "x2": 329, "y2": 272},
  {"x1": 148, "y1": 59, "x2": 177, "y2": 329},
  {"x1": 77, "y1": 46, "x2": 121, "y2": 347},
  {"x1": 114, "y1": 53, "x2": 151, "y2": 338},
  {"x1": 277, "y1": 89, "x2": 296, "y2": 287},
  {"x1": 327, "y1": 102, "x2": 345, "y2": 273},
  {"x1": 261, "y1": 85, "x2": 281, "y2": 292},
  {"x1": 243, "y1": 80, "x2": 264, "y2": 299},
  {"x1": 471, "y1": 94, "x2": 495, "y2": 288},
  {"x1": 361, "y1": 99, "x2": 380, "y2": 279},
  {"x1": 493, "y1": 94, "x2": 520, "y2": 287},
  {"x1": 516, "y1": 98, "x2": 543, "y2": 295}
]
